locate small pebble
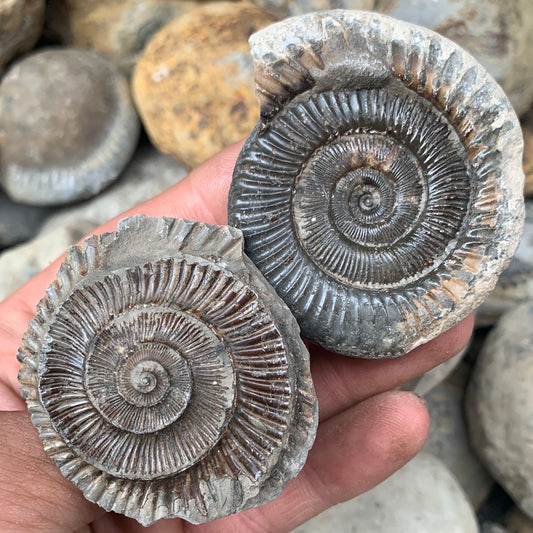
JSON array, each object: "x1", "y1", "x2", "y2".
[
  {"x1": 467, "y1": 302, "x2": 533, "y2": 518},
  {"x1": 132, "y1": 2, "x2": 277, "y2": 168},
  {"x1": 0, "y1": 48, "x2": 140, "y2": 206}
]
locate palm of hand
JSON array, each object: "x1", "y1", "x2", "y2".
[{"x1": 0, "y1": 143, "x2": 473, "y2": 533}]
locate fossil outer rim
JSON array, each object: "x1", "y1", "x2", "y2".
[
  {"x1": 228, "y1": 10, "x2": 525, "y2": 358},
  {"x1": 17, "y1": 215, "x2": 318, "y2": 525}
]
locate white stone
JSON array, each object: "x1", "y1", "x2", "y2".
[{"x1": 292, "y1": 453, "x2": 479, "y2": 533}]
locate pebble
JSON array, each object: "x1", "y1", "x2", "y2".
[
  {"x1": 423, "y1": 365, "x2": 494, "y2": 508},
  {"x1": 0, "y1": 48, "x2": 139, "y2": 206},
  {"x1": 0, "y1": 0, "x2": 45, "y2": 71},
  {"x1": 0, "y1": 220, "x2": 95, "y2": 302},
  {"x1": 45, "y1": 0, "x2": 198, "y2": 75},
  {"x1": 0, "y1": 192, "x2": 50, "y2": 249},
  {"x1": 132, "y1": 2, "x2": 277, "y2": 168},
  {"x1": 466, "y1": 302, "x2": 533, "y2": 518},
  {"x1": 40, "y1": 141, "x2": 187, "y2": 234},
  {"x1": 292, "y1": 452, "x2": 479, "y2": 533},
  {"x1": 476, "y1": 201, "x2": 533, "y2": 326}
]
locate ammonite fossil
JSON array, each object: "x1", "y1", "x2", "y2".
[
  {"x1": 228, "y1": 10, "x2": 525, "y2": 358},
  {"x1": 17, "y1": 215, "x2": 317, "y2": 525}
]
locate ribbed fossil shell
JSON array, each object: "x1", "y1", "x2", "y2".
[
  {"x1": 228, "y1": 10, "x2": 525, "y2": 358},
  {"x1": 17, "y1": 215, "x2": 317, "y2": 525}
]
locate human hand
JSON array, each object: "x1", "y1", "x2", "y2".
[{"x1": 0, "y1": 141, "x2": 474, "y2": 533}]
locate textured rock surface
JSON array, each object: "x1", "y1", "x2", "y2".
[
  {"x1": 523, "y1": 108, "x2": 533, "y2": 197},
  {"x1": 476, "y1": 201, "x2": 533, "y2": 326},
  {"x1": 132, "y1": 2, "x2": 276, "y2": 168},
  {"x1": 467, "y1": 302, "x2": 533, "y2": 518},
  {"x1": 17, "y1": 216, "x2": 318, "y2": 525},
  {"x1": 250, "y1": 0, "x2": 533, "y2": 115},
  {"x1": 375, "y1": 0, "x2": 533, "y2": 116},
  {"x1": 229, "y1": 10, "x2": 525, "y2": 358},
  {"x1": 0, "y1": 0, "x2": 45, "y2": 70},
  {"x1": 292, "y1": 453, "x2": 479, "y2": 533},
  {"x1": 40, "y1": 142, "x2": 187, "y2": 234},
  {"x1": 45, "y1": 0, "x2": 198, "y2": 75},
  {"x1": 0, "y1": 48, "x2": 139, "y2": 206},
  {"x1": 0, "y1": 219, "x2": 95, "y2": 302},
  {"x1": 423, "y1": 367, "x2": 494, "y2": 507},
  {"x1": 0, "y1": 192, "x2": 50, "y2": 249}
]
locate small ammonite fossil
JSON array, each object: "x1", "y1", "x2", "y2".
[
  {"x1": 17, "y1": 215, "x2": 317, "y2": 525},
  {"x1": 228, "y1": 10, "x2": 525, "y2": 358},
  {"x1": 0, "y1": 48, "x2": 139, "y2": 206}
]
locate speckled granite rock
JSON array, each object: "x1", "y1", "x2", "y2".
[
  {"x1": 0, "y1": 192, "x2": 50, "y2": 249},
  {"x1": 0, "y1": 0, "x2": 45, "y2": 70},
  {"x1": 39, "y1": 142, "x2": 187, "y2": 234},
  {"x1": 132, "y1": 2, "x2": 276, "y2": 168},
  {"x1": 0, "y1": 219, "x2": 95, "y2": 302},
  {"x1": 45, "y1": 0, "x2": 198, "y2": 75},
  {"x1": 423, "y1": 366, "x2": 494, "y2": 508},
  {"x1": 467, "y1": 302, "x2": 533, "y2": 518},
  {"x1": 0, "y1": 48, "x2": 140, "y2": 206},
  {"x1": 292, "y1": 453, "x2": 479, "y2": 533},
  {"x1": 476, "y1": 201, "x2": 533, "y2": 326}
]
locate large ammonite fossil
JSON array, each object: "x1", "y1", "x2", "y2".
[
  {"x1": 228, "y1": 10, "x2": 525, "y2": 358},
  {"x1": 17, "y1": 215, "x2": 317, "y2": 525}
]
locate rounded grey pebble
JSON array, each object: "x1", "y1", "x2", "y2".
[{"x1": 0, "y1": 48, "x2": 140, "y2": 206}]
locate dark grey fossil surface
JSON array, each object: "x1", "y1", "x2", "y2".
[
  {"x1": 17, "y1": 215, "x2": 318, "y2": 526},
  {"x1": 228, "y1": 10, "x2": 525, "y2": 359}
]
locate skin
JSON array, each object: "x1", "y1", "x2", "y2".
[{"x1": 0, "y1": 141, "x2": 474, "y2": 533}]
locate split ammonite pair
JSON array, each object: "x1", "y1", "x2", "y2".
[{"x1": 17, "y1": 10, "x2": 524, "y2": 526}]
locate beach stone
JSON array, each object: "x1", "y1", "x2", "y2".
[
  {"x1": 292, "y1": 452, "x2": 479, "y2": 533},
  {"x1": 0, "y1": 192, "x2": 50, "y2": 249},
  {"x1": 0, "y1": 48, "x2": 139, "y2": 206},
  {"x1": 40, "y1": 142, "x2": 188, "y2": 234},
  {"x1": 476, "y1": 201, "x2": 533, "y2": 326},
  {"x1": 466, "y1": 302, "x2": 533, "y2": 518},
  {"x1": 45, "y1": 0, "x2": 198, "y2": 75},
  {"x1": 0, "y1": 0, "x2": 45, "y2": 70},
  {"x1": 375, "y1": 0, "x2": 533, "y2": 116},
  {"x1": 132, "y1": 2, "x2": 276, "y2": 168},
  {"x1": 423, "y1": 366, "x2": 494, "y2": 508},
  {"x1": 0, "y1": 219, "x2": 94, "y2": 302},
  {"x1": 506, "y1": 507, "x2": 533, "y2": 533},
  {"x1": 251, "y1": 0, "x2": 372, "y2": 18}
]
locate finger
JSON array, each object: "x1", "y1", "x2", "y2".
[
  {"x1": 197, "y1": 391, "x2": 429, "y2": 533},
  {"x1": 0, "y1": 411, "x2": 102, "y2": 533},
  {"x1": 311, "y1": 313, "x2": 474, "y2": 422}
]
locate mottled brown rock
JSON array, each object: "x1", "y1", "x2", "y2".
[
  {"x1": 229, "y1": 10, "x2": 525, "y2": 358},
  {"x1": 45, "y1": 0, "x2": 198, "y2": 75},
  {"x1": 523, "y1": 109, "x2": 533, "y2": 197},
  {"x1": 0, "y1": 0, "x2": 45, "y2": 70},
  {"x1": 17, "y1": 215, "x2": 317, "y2": 525},
  {"x1": 467, "y1": 301, "x2": 533, "y2": 518},
  {"x1": 132, "y1": 2, "x2": 276, "y2": 168},
  {"x1": 0, "y1": 48, "x2": 140, "y2": 206}
]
